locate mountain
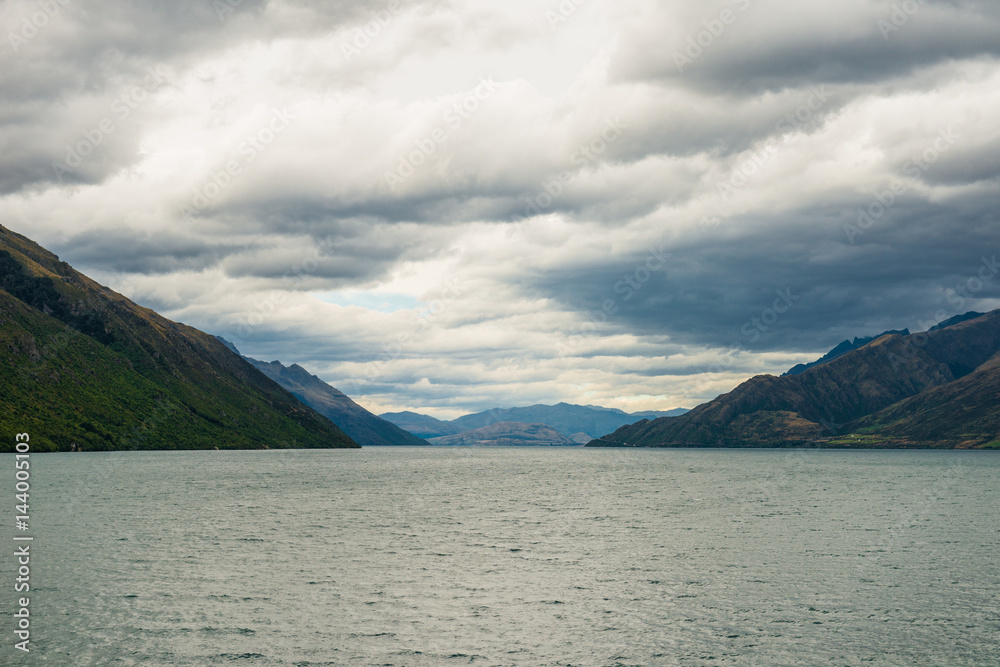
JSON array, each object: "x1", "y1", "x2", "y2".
[
  {"x1": 241, "y1": 354, "x2": 427, "y2": 446},
  {"x1": 381, "y1": 403, "x2": 690, "y2": 442},
  {"x1": 450, "y1": 403, "x2": 689, "y2": 441},
  {"x1": 784, "y1": 315, "x2": 985, "y2": 377},
  {"x1": 0, "y1": 225, "x2": 358, "y2": 452},
  {"x1": 631, "y1": 408, "x2": 691, "y2": 419},
  {"x1": 378, "y1": 411, "x2": 463, "y2": 439},
  {"x1": 589, "y1": 310, "x2": 1000, "y2": 449},
  {"x1": 844, "y1": 350, "x2": 1000, "y2": 447},
  {"x1": 427, "y1": 422, "x2": 578, "y2": 446},
  {"x1": 927, "y1": 311, "x2": 984, "y2": 332},
  {"x1": 782, "y1": 329, "x2": 909, "y2": 376}
]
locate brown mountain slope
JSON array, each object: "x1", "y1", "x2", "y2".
[
  {"x1": 842, "y1": 351, "x2": 1000, "y2": 448},
  {"x1": 588, "y1": 311, "x2": 1000, "y2": 448}
]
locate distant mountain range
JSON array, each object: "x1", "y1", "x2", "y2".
[
  {"x1": 427, "y1": 422, "x2": 577, "y2": 446},
  {"x1": 0, "y1": 226, "x2": 358, "y2": 452},
  {"x1": 379, "y1": 411, "x2": 462, "y2": 439},
  {"x1": 226, "y1": 348, "x2": 426, "y2": 447},
  {"x1": 589, "y1": 310, "x2": 1000, "y2": 449},
  {"x1": 381, "y1": 403, "x2": 690, "y2": 444}
]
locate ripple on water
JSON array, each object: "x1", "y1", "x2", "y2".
[{"x1": 12, "y1": 448, "x2": 1000, "y2": 666}]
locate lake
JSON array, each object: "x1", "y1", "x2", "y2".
[{"x1": 2, "y1": 447, "x2": 998, "y2": 665}]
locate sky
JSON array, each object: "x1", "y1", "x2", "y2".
[{"x1": 2, "y1": 0, "x2": 1000, "y2": 419}]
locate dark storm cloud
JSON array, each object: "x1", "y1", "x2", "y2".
[
  {"x1": 218, "y1": 193, "x2": 522, "y2": 227},
  {"x1": 612, "y1": 0, "x2": 1000, "y2": 94},
  {"x1": 186, "y1": 211, "x2": 455, "y2": 285},
  {"x1": 528, "y1": 193, "x2": 1000, "y2": 353},
  {"x1": 917, "y1": 135, "x2": 1000, "y2": 186},
  {"x1": 52, "y1": 218, "x2": 449, "y2": 288},
  {"x1": 560, "y1": 81, "x2": 853, "y2": 176},
  {"x1": 50, "y1": 229, "x2": 247, "y2": 274}
]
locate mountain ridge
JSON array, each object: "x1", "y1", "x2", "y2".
[
  {"x1": 238, "y1": 351, "x2": 427, "y2": 446},
  {"x1": 427, "y1": 422, "x2": 578, "y2": 446},
  {"x1": 588, "y1": 310, "x2": 1000, "y2": 449},
  {"x1": 782, "y1": 329, "x2": 909, "y2": 376},
  {"x1": 381, "y1": 403, "x2": 690, "y2": 442},
  {"x1": 0, "y1": 225, "x2": 358, "y2": 452}
]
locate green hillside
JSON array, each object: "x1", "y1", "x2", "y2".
[{"x1": 0, "y1": 225, "x2": 358, "y2": 452}]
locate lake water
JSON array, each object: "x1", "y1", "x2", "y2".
[{"x1": 2, "y1": 447, "x2": 998, "y2": 665}]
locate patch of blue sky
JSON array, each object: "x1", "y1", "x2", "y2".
[{"x1": 313, "y1": 291, "x2": 420, "y2": 313}]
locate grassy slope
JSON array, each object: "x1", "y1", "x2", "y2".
[{"x1": 0, "y1": 225, "x2": 358, "y2": 452}]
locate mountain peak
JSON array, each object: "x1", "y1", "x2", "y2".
[
  {"x1": 244, "y1": 357, "x2": 425, "y2": 446},
  {"x1": 215, "y1": 336, "x2": 242, "y2": 356},
  {"x1": 928, "y1": 311, "x2": 985, "y2": 332},
  {"x1": 784, "y1": 329, "x2": 909, "y2": 376}
]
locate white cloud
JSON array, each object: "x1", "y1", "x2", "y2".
[{"x1": 4, "y1": 0, "x2": 1000, "y2": 418}]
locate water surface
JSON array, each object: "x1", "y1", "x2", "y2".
[{"x1": 2, "y1": 447, "x2": 998, "y2": 665}]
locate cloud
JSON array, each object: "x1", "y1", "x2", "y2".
[
  {"x1": 2, "y1": 0, "x2": 999, "y2": 418},
  {"x1": 611, "y1": 0, "x2": 1000, "y2": 93}
]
